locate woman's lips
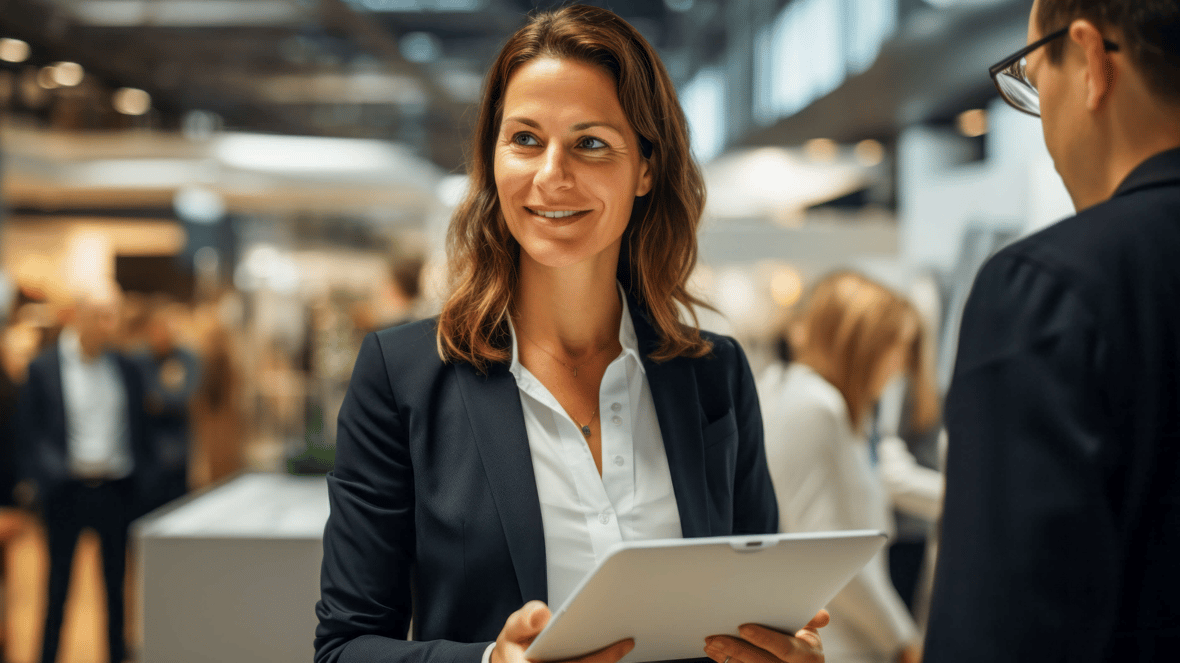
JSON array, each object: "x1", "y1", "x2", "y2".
[{"x1": 526, "y1": 206, "x2": 592, "y2": 220}]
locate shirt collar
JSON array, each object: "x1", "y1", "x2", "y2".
[
  {"x1": 509, "y1": 282, "x2": 646, "y2": 382},
  {"x1": 59, "y1": 327, "x2": 110, "y2": 366},
  {"x1": 59, "y1": 327, "x2": 85, "y2": 364},
  {"x1": 1112, "y1": 146, "x2": 1180, "y2": 199}
]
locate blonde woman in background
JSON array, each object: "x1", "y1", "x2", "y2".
[{"x1": 759, "y1": 271, "x2": 940, "y2": 663}]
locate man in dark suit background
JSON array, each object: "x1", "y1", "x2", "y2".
[
  {"x1": 924, "y1": 1, "x2": 1180, "y2": 661},
  {"x1": 21, "y1": 287, "x2": 155, "y2": 663}
]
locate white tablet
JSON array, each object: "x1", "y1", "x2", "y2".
[{"x1": 524, "y1": 530, "x2": 886, "y2": 663}]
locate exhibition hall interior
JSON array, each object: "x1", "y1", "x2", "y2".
[{"x1": 0, "y1": 1, "x2": 1077, "y2": 662}]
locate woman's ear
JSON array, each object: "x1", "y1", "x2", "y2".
[{"x1": 635, "y1": 158, "x2": 653, "y2": 198}]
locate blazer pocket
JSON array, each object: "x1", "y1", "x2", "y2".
[{"x1": 702, "y1": 408, "x2": 738, "y2": 449}]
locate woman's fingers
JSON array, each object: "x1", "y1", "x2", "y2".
[
  {"x1": 793, "y1": 610, "x2": 829, "y2": 651},
  {"x1": 704, "y1": 627, "x2": 825, "y2": 663},
  {"x1": 504, "y1": 601, "x2": 552, "y2": 644},
  {"x1": 568, "y1": 638, "x2": 635, "y2": 663}
]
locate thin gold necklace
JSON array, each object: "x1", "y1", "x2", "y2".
[
  {"x1": 517, "y1": 328, "x2": 613, "y2": 378},
  {"x1": 572, "y1": 407, "x2": 599, "y2": 438}
]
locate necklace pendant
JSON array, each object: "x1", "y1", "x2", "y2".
[
  {"x1": 572, "y1": 367, "x2": 578, "y2": 377},
  {"x1": 581, "y1": 425, "x2": 592, "y2": 438}
]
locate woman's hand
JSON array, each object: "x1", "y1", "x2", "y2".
[
  {"x1": 491, "y1": 601, "x2": 635, "y2": 663},
  {"x1": 703, "y1": 609, "x2": 829, "y2": 663}
]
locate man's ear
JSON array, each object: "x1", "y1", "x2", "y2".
[{"x1": 1069, "y1": 19, "x2": 1117, "y2": 111}]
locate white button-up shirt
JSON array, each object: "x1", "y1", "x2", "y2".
[
  {"x1": 58, "y1": 328, "x2": 133, "y2": 480},
  {"x1": 508, "y1": 291, "x2": 682, "y2": 610}
]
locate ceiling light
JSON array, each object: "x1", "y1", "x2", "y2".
[
  {"x1": 37, "y1": 66, "x2": 59, "y2": 89},
  {"x1": 0, "y1": 38, "x2": 30, "y2": 63},
  {"x1": 113, "y1": 87, "x2": 151, "y2": 115},
  {"x1": 854, "y1": 139, "x2": 884, "y2": 167},
  {"x1": 399, "y1": 32, "x2": 440, "y2": 64},
  {"x1": 664, "y1": 0, "x2": 694, "y2": 11},
  {"x1": 957, "y1": 109, "x2": 988, "y2": 138},
  {"x1": 51, "y1": 62, "x2": 85, "y2": 87},
  {"x1": 803, "y1": 138, "x2": 839, "y2": 162}
]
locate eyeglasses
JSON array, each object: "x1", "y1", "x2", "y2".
[{"x1": 988, "y1": 27, "x2": 1120, "y2": 117}]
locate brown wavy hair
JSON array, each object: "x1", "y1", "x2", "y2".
[
  {"x1": 791, "y1": 271, "x2": 940, "y2": 432},
  {"x1": 436, "y1": 4, "x2": 711, "y2": 372}
]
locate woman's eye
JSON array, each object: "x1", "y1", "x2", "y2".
[
  {"x1": 513, "y1": 133, "x2": 540, "y2": 147},
  {"x1": 578, "y1": 136, "x2": 608, "y2": 150}
]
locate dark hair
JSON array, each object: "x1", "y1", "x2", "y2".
[
  {"x1": 436, "y1": 4, "x2": 710, "y2": 372},
  {"x1": 1038, "y1": 0, "x2": 1180, "y2": 102}
]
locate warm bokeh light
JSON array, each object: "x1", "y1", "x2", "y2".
[
  {"x1": 770, "y1": 265, "x2": 805, "y2": 307},
  {"x1": 854, "y1": 139, "x2": 885, "y2": 167},
  {"x1": 804, "y1": 138, "x2": 839, "y2": 162},
  {"x1": 0, "y1": 37, "x2": 29, "y2": 63},
  {"x1": 113, "y1": 87, "x2": 152, "y2": 115},
  {"x1": 957, "y1": 108, "x2": 988, "y2": 138},
  {"x1": 36, "y1": 66, "x2": 58, "y2": 90},
  {"x1": 51, "y1": 62, "x2": 85, "y2": 87}
]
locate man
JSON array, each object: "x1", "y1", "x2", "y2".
[
  {"x1": 924, "y1": 1, "x2": 1180, "y2": 661},
  {"x1": 21, "y1": 288, "x2": 155, "y2": 663},
  {"x1": 132, "y1": 300, "x2": 199, "y2": 510}
]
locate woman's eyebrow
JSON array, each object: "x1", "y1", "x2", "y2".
[{"x1": 502, "y1": 116, "x2": 624, "y2": 135}]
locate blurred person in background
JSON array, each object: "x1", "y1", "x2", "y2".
[
  {"x1": 189, "y1": 291, "x2": 246, "y2": 487},
  {"x1": 315, "y1": 6, "x2": 829, "y2": 663},
  {"x1": 0, "y1": 281, "x2": 24, "y2": 663},
  {"x1": 20, "y1": 286, "x2": 157, "y2": 663},
  {"x1": 132, "y1": 299, "x2": 200, "y2": 510},
  {"x1": 924, "y1": 1, "x2": 1180, "y2": 661},
  {"x1": 759, "y1": 271, "x2": 940, "y2": 663}
]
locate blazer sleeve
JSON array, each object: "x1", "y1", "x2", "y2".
[
  {"x1": 924, "y1": 253, "x2": 1117, "y2": 663},
  {"x1": 727, "y1": 338, "x2": 779, "y2": 535},
  {"x1": 314, "y1": 333, "x2": 491, "y2": 663},
  {"x1": 18, "y1": 358, "x2": 69, "y2": 498}
]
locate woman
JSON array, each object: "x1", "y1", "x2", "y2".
[
  {"x1": 314, "y1": 6, "x2": 827, "y2": 663},
  {"x1": 759, "y1": 272, "x2": 940, "y2": 663}
]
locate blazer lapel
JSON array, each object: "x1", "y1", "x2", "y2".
[
  {"x1": 455, "y1": 360, "x2": 549, "y2": 604},
  {"x1": 629, "y1": 299, "x2": 711, "y2": 538},
  {"x1": 46, "y1": 346, "x2": 68, "y2": 447}
]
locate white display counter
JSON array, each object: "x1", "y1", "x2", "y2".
[{"x1": 134, "y1": 473, "x2": 330, "y2": 663}]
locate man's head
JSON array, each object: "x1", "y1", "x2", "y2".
[
  {"x1": 69, "y1": 286, "x2": 123, "y2": 359},
  {"x1": 1025, "y1": 0, "x2": 1180, "y2": 209}
]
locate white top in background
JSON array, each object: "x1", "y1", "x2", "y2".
[{"x1": 758, "y1": 362, "x2": 919, "y2": 663}]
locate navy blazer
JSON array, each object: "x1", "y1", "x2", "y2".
[
  {"x1": 315, "y1": 300, "x2": 778, "y2": 663},
  {"x1": 925, "y1": 147, "x2": 1180, "y2": 661},
  {"x1": 19, "y1": 345, "x2": 156, "y2": 513}
]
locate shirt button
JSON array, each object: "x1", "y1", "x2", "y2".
[
  {"x1": 599, "y1": 512, "x2": 611, "y2": 525},
  {"x1": 612, "y1": 415, "x2": 623, "y2": 425},
  {"x1": 613, "y1": 455, "x2": 625, "y2": 467},
  {"x1": 611, "y1": 402, "x2": 622, "y2": 412}
]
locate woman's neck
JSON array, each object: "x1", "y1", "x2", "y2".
[{"x1": 514, "y1": 250, "x2": 623, "y2": 354}]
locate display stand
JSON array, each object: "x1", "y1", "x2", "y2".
[{"x1": 133, "y1": 472, "x2": 329, "y2": 663}]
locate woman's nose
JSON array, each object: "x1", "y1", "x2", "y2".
[{"x1": 534, "y1": 145, "x2": 573, "y2": 190}]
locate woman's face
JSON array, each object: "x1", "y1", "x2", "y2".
[{"x1": 494, "y1": 57, "x2": 652, "y2": 270}]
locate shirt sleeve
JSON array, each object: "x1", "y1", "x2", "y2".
[
  {"x1": 877, "y1": 436, "x2": 943, "y2": 522},
  {"x1": 924, "y1": 252, "x2": 1119, "y2": 663}
]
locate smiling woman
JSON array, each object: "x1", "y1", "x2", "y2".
[
  {"x1": 437, "y1": 5, "x2": 708, "y2": 369},
  {"x1": 314, "y1": 6, "x2": 829, "y2": 663}
]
